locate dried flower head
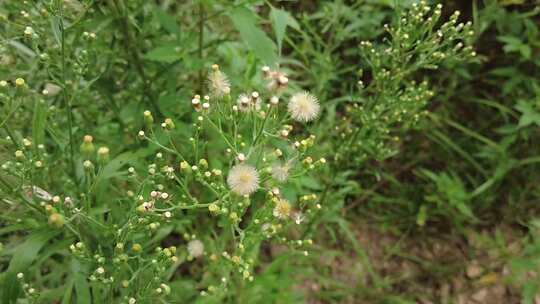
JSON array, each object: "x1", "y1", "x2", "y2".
[
  {"x1": 288, "y1": 91, "x2": 320, "y2": 122},
  {"x1": 207, "y1": 64, "x2": 230, "y2": 98},
  {"x1": 227, "y1": 164, "x2": 260, "y2": 196},
  {"x1": 236, "y1": 92, "x2": 261, "y2": 112},
  {"x1": 263, "y1": 67, "x2": 289, "y2": 91}
]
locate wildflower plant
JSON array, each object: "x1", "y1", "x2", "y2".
[
  {"x1": 0, "y1": 0, "x2": 327, "y2": 301},
  {"x1": 4, "y1": 0, "x2": 535, "y2": 303},
  {"x1": 0, "y1": 54, "x2": 324, "y2": 302},
  {"x1": 133, "y1": 64, "x2": 325, "y2": 297},
  {"x1": 336, "y1": 2, "x2": 478, "y2": 163}
]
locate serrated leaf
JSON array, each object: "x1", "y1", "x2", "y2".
[
  {"x1": 230, "y1": 7, "x2": 277, "y2": 65},
  {"x1": 270, "y1": 7, "x2": 298, "y2": 51}
]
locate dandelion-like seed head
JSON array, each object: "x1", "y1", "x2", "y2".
[
  {"x1": 227, "y1": 164, "x2": 259, "y2": 196},
  {"x1": 288, "y1": 91, "x2": 320, "y2": 122},
  {"x1": 271, "y1": 163, "x2": 290, "y2": 182},
  {"x1": 207, "y1": 65, "x2": 230, "y2": 98},
  {"x1": 187, "y1": 239, "x2": 204, "y2": 258},
  {"x1": 273, "y1": 199, "x2": 291, "y2": 219}
]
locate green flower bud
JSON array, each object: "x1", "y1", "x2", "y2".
[
  {"x1": 164, "y1": 118, "x2": 175, "y2": 130},
  {"x1": 180, "y1": 161, "x2": 191, "y2": 173},
  {"x1": 48, "y1": 213, "x2": 65, "y2": 228},
  {"x1": 198, "y1": 158, "x2": 208, "y2": 169},
  {"x1": 132, "y1": 243, "x2": 142, "y2": 253},
  {"x1": 80, "y1": 135, "x2": 95, "y2": 158},
  {"x1": 15, "y1": 78, "x2": 26, "y2": 89},
  {"x1": 143, "y1": 110, "x2": 154, "y2": 127},
  {"x1": 97, "y1": 147, "x2": 109, "y2": 164},
  {"x1": 14, "y1": 150, "x2": 24, "y2": 160}
]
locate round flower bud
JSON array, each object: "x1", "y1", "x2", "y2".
[
  {"x1": 14, "y1": 150, "x2": 24, "y2": 160},
  {"x1": 132, "y1": 243, "x2": 142, "y2": 253},
  {"x1": 164, "y1": 118, "x2": 175, "y2": 130},
  {"x1": 180, "y1": 161, "x2": 191, "y2": 173},
  {"x1": 80, "y1": 135, "x2": 95, "y2": 157},
  {"x1": 143, "y1": 110, "x2": 154, "y2": 126},
  {"x1": 97, "y1": 147, "x2": 109, "y2": 164},
  {"x1": 199, "y1": 159, "x2": 208, "y2": 169},
  {"x1": 48, "y1": 213, "x2": 65, "y2": 228},
  {"x1": 15, "y1": 78, "x2": 26, "y2": 88}
]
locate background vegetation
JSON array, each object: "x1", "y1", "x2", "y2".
[{"x1": 1, "y1": 0, "x2": 539, "y2": 303}]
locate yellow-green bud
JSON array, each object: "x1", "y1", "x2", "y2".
[
  {"x1": 80, "y1": 135, "x2": 95, "y2": 157},
  {"x1": 161, "y1": 283, "x2": 171, "y2": 295},
  {"x1": 15, "y1": 78, "x2": 26, "y2": 88},
  {"x1": 180, "y1": 161, "x2": 191, "y2": 173},
  {"x1": 208, "y1": 203, "x2": 220, "y2": 213},
  {"x1": 229, "y1": 212, "x2": 239, "y2": 222},
  {"x1": 132, "y1": 243, "x2": 142, "y2": 253},
  {"x1": 115, "y1": 243, "x2": 124, "y2": 252},
  {"x1": 164, "y1": 118, "x2": 175, "y2": 130},
  {"x1": 83, "y1": 160, "x2": 94, "y2": 171},
  {"x1": 198, "y1": 159, "x2": 208, "y2": 169},
  {"x1": 97, "y1": 147, "x2": 109, "y2": 164},
  {"x1": 143, "y1": 110, "x2": 154, "y2": 126},
  {"x1": 48, "y1": 213, "x2": 65, "y2": 228},
  {"x1": 14, "y1": 150, "x2": 24, "y2": 160}
]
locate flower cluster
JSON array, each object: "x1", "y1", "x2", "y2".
[{"x1": 336, "y1": 1, "x2": 477, "y2": 163}]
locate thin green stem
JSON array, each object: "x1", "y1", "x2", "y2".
[
  {"x1": 198, "y1": 2, "x2": 205, "y2": 94},
  {"x1": 58, "y1": 6, "x2": 76, "y2": 185}
]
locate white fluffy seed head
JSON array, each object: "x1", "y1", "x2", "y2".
[
  {"x1": 271, "y1": 163, "x2": 290, "y2": 182},
  {"x1": 187, "y1": 239, "x2": 204, "y2": 258},
  {"x1": 207, "y1": 68, "x2": 230, "y2": 98},
  {"x1": 227, "y1": 164, "x2": 259, "y2": 196},
  {"x1": 288, "y1": 91, "x2": 320, "y2": 122}
]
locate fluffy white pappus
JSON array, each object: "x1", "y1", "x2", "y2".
[
  {"x1": 273, "y1": 199, "x2": 291, "y2": 219},
  {"x1": 288, "y1": 91, "x2": 320, "y2": 122},
  {"x1": 271, "y1": 163, "x2": 290, "y2": 182},
  {"x1": 207, "y1": 70, "x2": 230, "y2": 98},
  {"x1": 227, "y1": 164, "x2": 260, "y2": 196},
  {"x1": 187, "y1": 239, "x2": 204, "y2": 258}
]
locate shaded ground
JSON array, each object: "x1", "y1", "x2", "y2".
[{"x1": 295, "y1": 222, "x2": 529, "y2": 303}]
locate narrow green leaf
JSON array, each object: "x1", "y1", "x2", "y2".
[
  {"x1": 1, "y1": 230, "x2": 59, "y2": 303},
  {"x1": 0, "y1": 273, "x2": 20, "y2": 304},
  {"x1": 32, "y1": 99, "x2": 48, "y2": 148},
  {"x1": 72, "y1": 260, "x2": 91, "y2": 304},
  {"x1": 50, "y1": 17, "x2": 62, "y2": 47},
  {"x1": 7, "y1": 229, "x2": 59, "y2": 273}
]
